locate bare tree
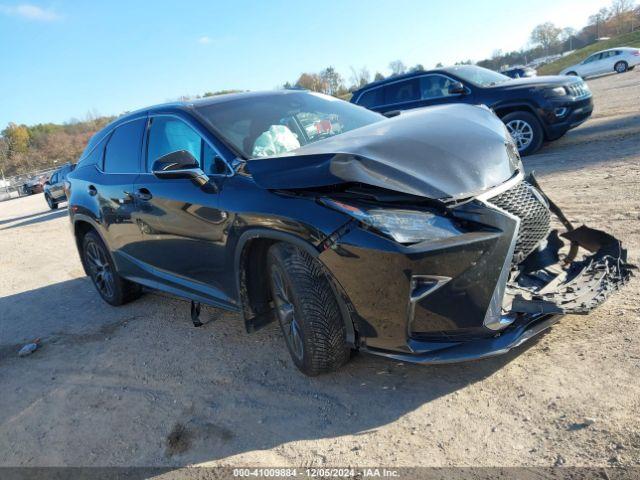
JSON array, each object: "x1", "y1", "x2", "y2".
[
  {"x1": 388, "y1": 60, "x2": 406, "y2": 76},
  {"x1": 530, "y1": 22, "x2": 562, "y2": 55},
  {"x1": 349, "y1": 66, "x2": 371, "y2": 89},
  {"x1": 610, "y1": 0, "x2": 635, "y2": 34},
  {"x1": 589, "y1": 7, "x2": 611, "y2": 37},
  {"x1": 561, "y1": 27, "x2": 577, "y2": 50}
]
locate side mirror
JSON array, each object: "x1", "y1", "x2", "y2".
[
  {"x1": 152, "y1": 150, "x2": 209, "y2": 186},
  {"x1": 448, "y1": 82, "x2": 467, "y2": 95},
  {"x1": 44, "y1": 180, "x2": 51, "y2": 186},
  {"x1": 382, "y1": 110, "x2": 401, "y2": 118}
]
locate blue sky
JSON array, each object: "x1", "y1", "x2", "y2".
[{"x1": 0, "y1": 0, "x2": 611, "y2": 128}]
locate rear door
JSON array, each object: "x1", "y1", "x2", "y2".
[
  {"x1": 48, "y1": 172, "x2": 62, "y2": 200},
  {"x1": 129, "y1": 113, "x2": 234, "y2": 307},
  {"x1": 95, "y1": 116, "x2": 146, "y2": 264}
]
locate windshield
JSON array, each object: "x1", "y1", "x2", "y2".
[
  {"x1": 448, "y1": 65, "x2": 511, "y2": 87},
  {"x1": 195, "y1": 91, "x2": 384, "y2": 159}
]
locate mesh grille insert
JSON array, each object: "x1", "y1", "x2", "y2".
[{"x1": 488, "y1": 181, "x2": 551, "y2": 264}]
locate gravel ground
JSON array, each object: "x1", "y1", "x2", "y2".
[{"x1": 0, "y1": 71, "x2": 638, "y2": 469}]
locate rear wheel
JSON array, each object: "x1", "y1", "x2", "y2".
[
  {"x1": 503, "y1": 111, "x2": 544, "y2": 156},
  {"x1": 82, "y1": 231, "x2": 141, "y2": 306},
  {"x1": 267, "y1": 242, "x2": 350, "y2": 376},
  {"x1": 566, "y1": 71, "x2": 578, "y2": 76},
  {"x1": 614, "y1": 61, "x2": 628, "y2": 74},
  {"x1": 45, "y1": 193, "x2": 58, "y2": 210}
]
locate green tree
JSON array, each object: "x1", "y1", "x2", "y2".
[
  {"x1": 530, "y1": 22, "x2": 562, "y2": 55},
  {"x1": 2, "y1": 123, "x2": 30, "y2": 155},
  {"x1": 320, "y1": 66, "x2": 344, "y2": 95}
]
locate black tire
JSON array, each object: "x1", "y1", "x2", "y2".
[
  {"x1": 566, "y1": 71, "x2": 578, "y2": 76},
  {"x1": 614, "y1": 61, "x2": 628, "y2": 74},
  {"x1": 45, "y1": 194, "x2": 58, "y2": 210},
  {"x1": 267, "y1": 242, "x2": 350, "y2": 376},
  {"x1": 82, "y1": 230, "x2": 142, "y2": 306},
  {"x1": 502, "y1": 111, "x2": 544, "y2": 156}
]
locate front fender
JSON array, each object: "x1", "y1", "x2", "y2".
[{"x1": 234, "y1": 227, "x2": 357, "y2": 346}]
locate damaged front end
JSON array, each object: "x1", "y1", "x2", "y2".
[
  {"x1": 246, "y1": 103, "x2": 633, "y2": 364},
  {"x1": 371, "y1": 173, "x2": 634, "y2": 364}
]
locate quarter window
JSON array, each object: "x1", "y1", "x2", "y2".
[{"x1": 104, "y1": 119, "x2": 146, "y2": 173}]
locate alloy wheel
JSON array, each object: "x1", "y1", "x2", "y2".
[
  {"x1": 615, "y1": 62, "x2": 627, "y2": 73},
  {"x1": 506, "y1": 119, "x2": 534, "y2": 152},
  {"x1": 85, "y1": 240, "x2": 115, "y2": 299},
  {"x1": 270, "y1": 266, "x2": 304, "y2": 361}
]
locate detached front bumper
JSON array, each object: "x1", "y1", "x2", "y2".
[{"x1": 364, "y1": 224, "x2": 633, "y2": 364}]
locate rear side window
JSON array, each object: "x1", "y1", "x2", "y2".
[
  {"x1": 384, "y1": 79, "x2": 420, "y2": 105},
  {"x1": 356, "y1": 88, "x2": 384, "y2": 108},
  {"x1": 104, "y1": 119, "x2": 146, "y2": 173}
]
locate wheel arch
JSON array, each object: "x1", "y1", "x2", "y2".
[
  {"x1": 72, "y1": 215, "x2": 108, "y2": 276},
  {"x1": 234, "y1": 228, "x2": 357, "y2": 346},
  {"x1": 493, "y1": 103, "x2": 540, "y2": 122}
]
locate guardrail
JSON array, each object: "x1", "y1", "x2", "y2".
[{"x1": 0, "y1": 166, "x2": 59, "y2": 202}]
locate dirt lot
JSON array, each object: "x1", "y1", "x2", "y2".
[{"x1": 1, "y1": 71, "x2": 639, "y2": 469}]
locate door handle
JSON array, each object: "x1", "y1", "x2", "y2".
[
  {"x1": 88, "y1": 185, "x2": 97, "y2": 196},
  {"x1": 135, "y1": 188, "x2": 153, "y2": 201}
]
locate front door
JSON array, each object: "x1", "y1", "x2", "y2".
[
  {"x1": 419, "y1": 74, "x2": 473, "y2": 107},
  {"x1": 129, "y1": 114, "x2": 234, "y2": 307}
]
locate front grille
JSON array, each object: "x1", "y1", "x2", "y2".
[
  {"x1": 567, "y1": 82, "x2": 590, "y2": 99},
  {"x1": 488, "y1": 181, "x2": 551, "y2": 264}
]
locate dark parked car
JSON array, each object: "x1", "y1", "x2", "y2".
[
  {"x1": 22, "y1": 175, "x2": 48, "y2": 195},
  {"x1": 44, "y1": 163, "x2": 75, "y2": 209},
  {"x1": 67, "y1": 91, "x2": 631, "y2": 375},
  {"x1": 350, "y1": 65, "x2": 593, "y2": 155},
  {"x1": 501, "y1": 66, "x2": 537, "y2": 79}
]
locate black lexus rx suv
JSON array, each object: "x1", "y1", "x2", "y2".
[
  {"x1": 67, "y1": 90, "x2": 630, "y2": 375},
  {"x1": 350, "y1": 65, "x2": 593, "y2": 156}
]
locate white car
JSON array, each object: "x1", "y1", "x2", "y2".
[{"x1": 560, "y1": 47, "x2": 640, "y2": 78}]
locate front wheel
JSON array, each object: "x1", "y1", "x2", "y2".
[
  {"x1": 503, "y1": 111, "x2": 544, "y2": 156},
  {"x1": 82, "y1": 231, "x2": 142, "y2": 306},
  {"x1": 267, "y1": 243, "x2": 350, "y2": 376},
  {"x1": 45, "y1": 194, "x2": 58, "y2": 210},
  {"x1": 614, "y1": 61, "x2": 628, "y2": 74}
]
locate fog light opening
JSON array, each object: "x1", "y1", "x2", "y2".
[{"x1": 554, "y1": 107, "x2": 568, "y2": 118}]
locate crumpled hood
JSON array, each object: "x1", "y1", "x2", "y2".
[{"x1": 248, "y1": 103, "x2": 521, "y2": 200}]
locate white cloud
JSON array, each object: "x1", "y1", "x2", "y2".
[
  {"x1": 198, "y1": 36, "x2": 212, "y2": 45},
  {"x1": 0, "y1": 3, "x2": 62, "y2": 21}
]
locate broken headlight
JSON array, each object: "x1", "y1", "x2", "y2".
[{"x1": 320, "y1": 199, "x2": 462, "y2": 244}]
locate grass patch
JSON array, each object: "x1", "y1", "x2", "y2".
[{"x1": 538, "y1": 30, "x2": 640, "y2": 75}]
